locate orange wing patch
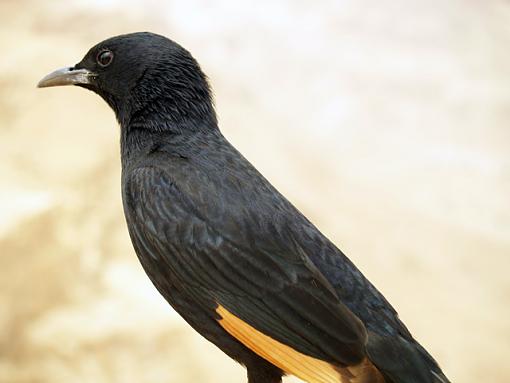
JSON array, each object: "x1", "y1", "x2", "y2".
[{"x1": 216, "y1": 305, "x2": 385, "y2": 383}]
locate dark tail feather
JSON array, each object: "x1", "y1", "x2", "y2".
[
  {"x1": 431, "y1": 370, "x2": 450, "y2": 383},
  {"x1": 366, "y1": 332, "x2": 450, "y2": 383}
]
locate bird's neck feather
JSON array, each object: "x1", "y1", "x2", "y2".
[
  {"x1": 118, "y1": 98, "x2": 218, "y2": 166},
  {"x1": 111, "y1": 66, "x2": 219, "y2": 164}
]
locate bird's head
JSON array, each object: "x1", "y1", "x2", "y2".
[{"x1": 38, "y1": 32, "x2": 216, "y2": 131}]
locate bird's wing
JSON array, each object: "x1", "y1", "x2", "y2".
[{"x1": 124, "y1": 165, "x2": 385, "y2": 383}]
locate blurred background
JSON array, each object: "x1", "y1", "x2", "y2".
[{"x1": 1, "y1": 0, "x2": 509, "y2": 382}]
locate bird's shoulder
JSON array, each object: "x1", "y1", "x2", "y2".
[{"x1": 122, "y1": 136, "x2": 304, "y2": 251}]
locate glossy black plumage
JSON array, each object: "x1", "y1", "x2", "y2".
[{"x1": 39, "y1": 32, "x2": 451, "y2": 383}]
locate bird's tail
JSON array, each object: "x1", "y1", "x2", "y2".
[
  {"x1": 366, "y1": 332, "x2": 451, "y2": 383},
  {"x1": 430, "y1": 370, "x2": 450, "y2": 383}
]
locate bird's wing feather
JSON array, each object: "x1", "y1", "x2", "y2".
[{"x1": 123, "y1": 165, "x2": 385, "y2": 382}]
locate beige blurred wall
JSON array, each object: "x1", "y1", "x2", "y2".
[{"x1": 1, "y1": 0, "x2": 509, "y2": 382}]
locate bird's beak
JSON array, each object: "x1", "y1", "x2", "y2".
[{"x1": 37, "y1": 67, "x2": 95, "y2": 88}]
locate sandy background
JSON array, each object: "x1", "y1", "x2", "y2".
[{"x1": 1, "y1": 0, "x2": 509, "y2": 382}]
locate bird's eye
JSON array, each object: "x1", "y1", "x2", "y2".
[{"x1": 97, "y1": 50, "x2": 114, "y2": 67}]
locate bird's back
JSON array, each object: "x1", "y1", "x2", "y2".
[{"x1": 122, "y1": 130, "x2": 449, "y2": 383}]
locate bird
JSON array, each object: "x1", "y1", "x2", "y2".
[{"x1": 38, "y1": 32, "x2": 451, "y2": 383}]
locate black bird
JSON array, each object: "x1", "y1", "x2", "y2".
[{"x1": 38, "y1": 32, "x2": 451, "y2": 383}]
